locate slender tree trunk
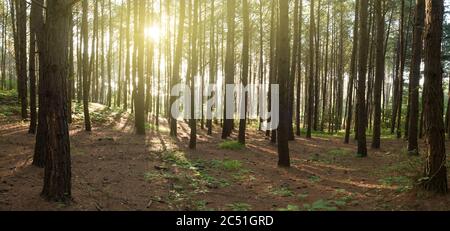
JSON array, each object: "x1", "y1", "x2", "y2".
[
  {"x1": 396, "y1": 0, "x2": 406, "y2": 139},
  {"x1": 207, "y1": 0, "x2": 215, "y2": 136},
  {"x1": 82, "y1": 0, "x2": 92, "y2": 132},
  {"x1": 107, "y1": 0, "x2": 113, "y2": 108},
  {"x1": 32, "y1": 0, "x2": 46, "y2": 168},
  {"x1": 357, "y1": 0, "x2": 369, "y2": 157},
  {"x1": 28, "y1": 2, "x2": 37, "y2": 134},
  {"x1": 407, "y1": 0, "x2": 425, "y2": 155},
  {"x1": 170, "y1": 0, "x2": 186, "y2": 137},
  {"x1": 306, "y1": 0, "x2": 315, "y2": 139},
  {"x1": 345, "y1": 0, "x2": 359, "y2": 144},
  {"x1": 238, "y1": 0, "x2": 250, "y2": 145},
  {"x1": 277, "y1": 0, "x2": 290, "y2": 167},
  {"x1": 222, "y1": 0, "x2": 236, "y2": 139},
  {"x1": 189, "y1": 0, "x2": 200, "y2": 149},
  {"x1": 295, "y1": 0, "x2": 303, "y2": 137},
  {"x1": 372, "y1": 0, "x2": 385, "y2": 149}
]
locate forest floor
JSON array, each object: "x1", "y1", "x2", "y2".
[{"x1": 1, "y1": 90, "x2": 450, "y2": 211}]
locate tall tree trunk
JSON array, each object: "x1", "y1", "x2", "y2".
[
  {"x1": 306, "y1": 0, "x2": 315, "y2": 139},
  {"x1": 107, "y1": 0, "x2": 113, "y2": 108},
  {"x1": 421, "y1": 0, "x2": 448, "y2": 194},
  {"x1": 396, "y1": 0, "x2": 406, "y2": 139},
  {"x1": 28, "y1": 2, "x2": 37, "y2": 134},
  {"x1": 82, "y1": 0, "x2": 92, "y2": 132},
  {"x1": 32, "y1": 0, "x2": 46, "y2": 168},
  {"x1": 295, "y1": 0, "x2": 303, "y2": 137},
  {"x1": 345, "y1": 0, "x2": 359, "y2": 144},
  {"x1": 289, "y1": 0, "x2": 299, "y2": 140},
  {"x1": 123, "y1": 0, "x2": 131, "y2": 111},
  {"x1": 134, "y1": 0, "x2": 146, "y2": 135},
  {"x1": 17, "y1": 0, "x2": 27, "y2": 119},
  {"x1": 67, "y1": 11, "x2": 74, "y2": 124},
  {"x1": 207, "y1": 0, "x2": 215, "y2": 136},
  {"x1": 222, "y1": 0, "x2": 236, "y2": 139},
  {"x1": 41, "y1": 0, "x2": 72, "y2": 202},
  {"x1": 372, "y1": 0, "x2": 385, "y2": 149},
  {"x1": 170, "y1": 0, "x2": 186, "y2": 137},
  {"x1": 407, "y1": 0, "x2": 425, "y2": 155},
  {"x1": 277, "y1": 0, "x2": 290, "y2": 167},
  {"x1": 189, "y1": 0, "x2": 200, "y2": 149},
  {"x1": 238, "y1": 0, "x2": 250, "y2": 145},
  {"x1": 357, "y1": 0, "x2": 369, "y2": 157}
]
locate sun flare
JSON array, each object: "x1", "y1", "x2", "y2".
[{"x1": 144, "y1": 26, "x2": 161, "y2": 42}]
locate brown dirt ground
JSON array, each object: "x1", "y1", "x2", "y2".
[{"x1": 1, "y1": 104, "x2": 450, "y2": 211}]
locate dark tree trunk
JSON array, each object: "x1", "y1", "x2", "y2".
[
  {"x1": 82, "y1": 0, "x2": 92, "y2": 132},
  {"x1": 28, "y1": 2, "x2": 37, "y2": 134},
  {"x1": 306, "y1": 0, "x2": 315, "y2": 139},
  {"x1": 421, "y1": 0, "x2": 448, "y2": 194},
  {"x1": 357, "y1": 0, "x2": 369, "y2": 157},
  {"x1": 222, "y1": 0, "x2": 236, "y2": 139},
  {"x1": 277, "y1": 0, "x2": 290, "y2": 167},
  {"x1": 372, "y1": 0, "x2": 385, "y2": 149},
  {"x1": 407, "y1": 0, "x2": 425, "y2": 155},
  {"x1": 41, "y1": 0, "x2": 72, "y2": 202},
  {"x1": 32, "y1": 0, "x2": 46, "y2": 168},
  {"x1": 295, "y1": 0, "x2": 303, "y2": 137}
]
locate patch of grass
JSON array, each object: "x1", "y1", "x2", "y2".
[
  {"x1": 378, "y1": 176, "x2": 412, "y2": 193},
  {"x1": 227, "y1": 203, "x2": 252, "y2": 211},
  {"x1": 378, "y1": 176, "x2": 410, "y2": 186},
  {"x1": 303, "y1": 199, "x2": 338, "y2": 211},
  {"x1": 162, "y1": 150, "x2": 194, "y2": 169},
  {"x1": 297, "y1": 193, "x2": 309, "y2": 201},
  {"x1": 193, "y1": 200, "x2": 209, "y2": 211},
  {"x1": 211, "y1": 159, "x2": 243, "y2": 171},
  {"x1": 218, "y1": 141, "x2": 245, "y2": 151},
  {"x1": 277, "y1": 205, "x2": 300, "y2": 211},
  {"x1": 270, "y1": 186, "x2": 294, "y2": 197},
  {"x1": 144, "y1": 172, "x2": 160, "y2": 181},
  {"x1": 231, "y1": 169, "x2": 253, "y2": 182},
  {"x1": 197, "y1": 172, "x2": 230, "y2": 188},
  {"x1": 308, "y1": 175, "x2": 322, "y2": 183}
]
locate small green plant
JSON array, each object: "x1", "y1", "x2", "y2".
[
  {"x1": 378, "y1": 176, "x2": 410, "y2": 186},
  {"x1": 198, "y1": 172, "x2": 230, "y2": 188},
  {"x1": 303, "y1": 200, "x2": 337, "y2": 211},
  {"x1": 144, "y1": 172, "x2": 159, "y2": 181},
  {"x1": 277, "y1": 205, "x2": 300, "y2": 211},
  {"x1": 227, "y1": 203, "x2": 252, "y2": 211},
  {"x1": 308, "y1": 175, "x2": 322, "y2": 183},
  {"x1": 194, "y1": 200, "x2": 208, "y2": 211},
  {"x1": 270, "y1": 187, "x2": 294, "y2": 197},
  {"x1": 162, "y1": 151, "x2": 193, "y2": 169},
  {"x1": 231, "y1": 169, "x2": 252, "y2": 181},
  {"x1": 211, "y1": 159, "x2": 243, "y2": 171},
  {"x1": 218, "y1": 141, "x2": 245, "y2": 151}
]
